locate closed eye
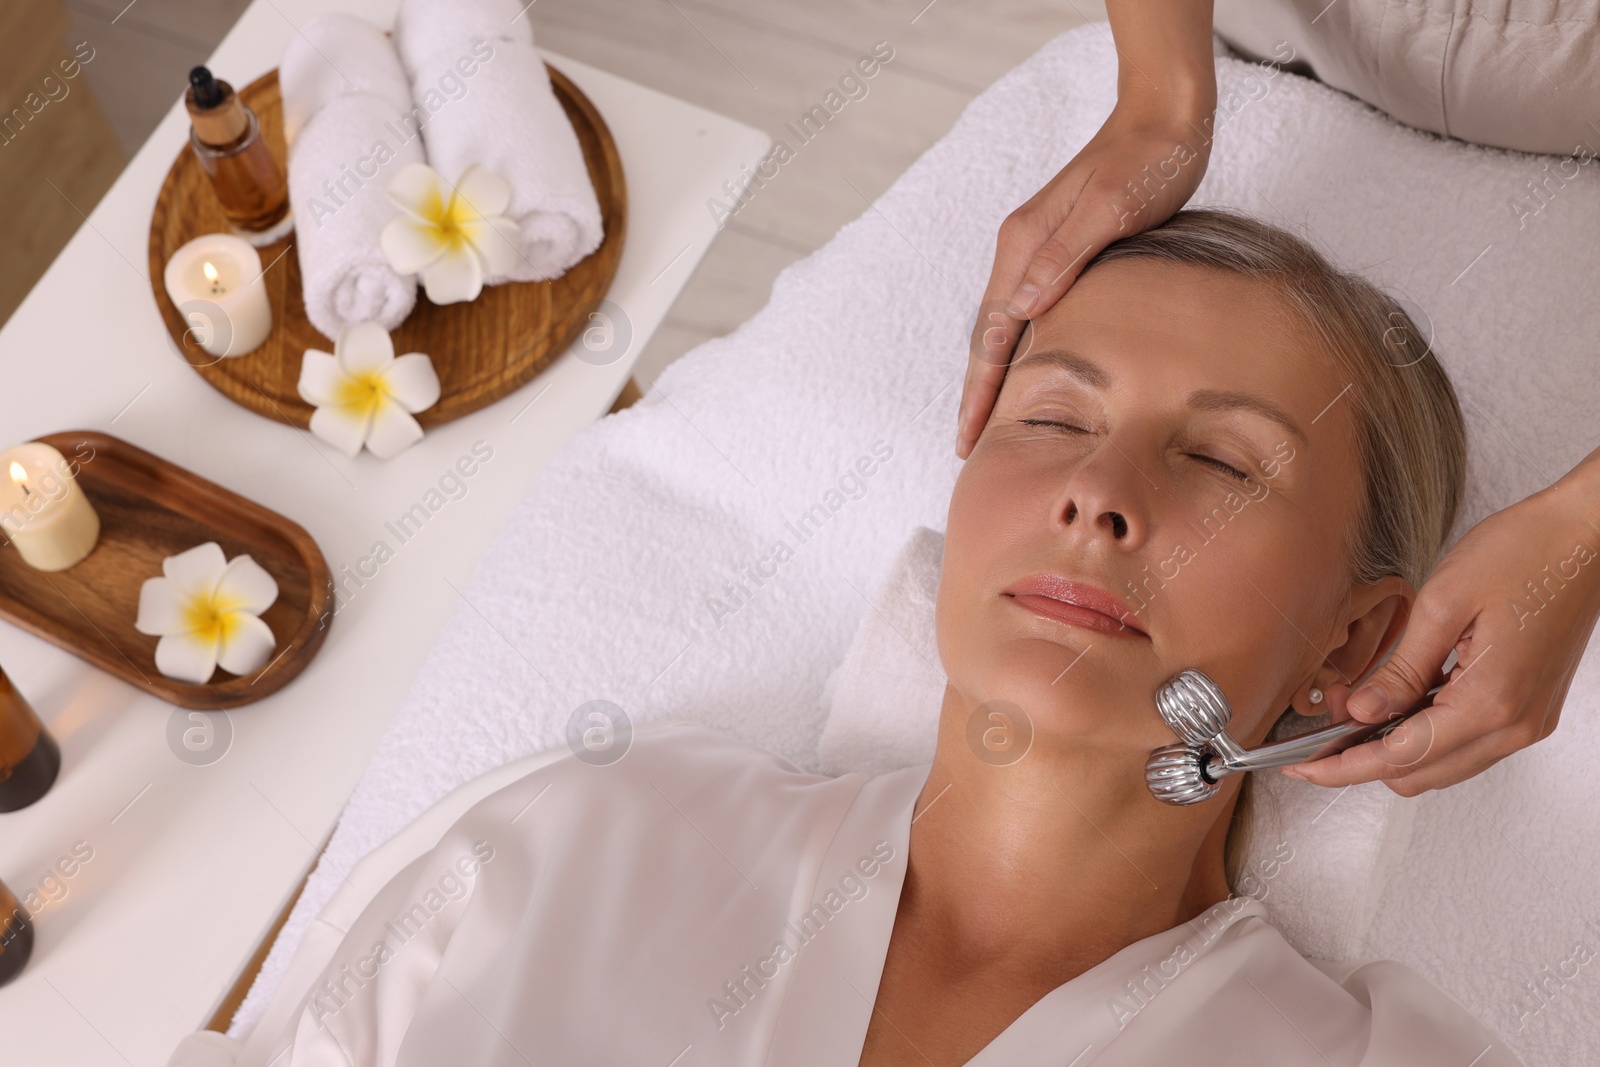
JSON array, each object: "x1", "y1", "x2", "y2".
[
  {"x1": 1024, "y1": 419, "x2": 1254, "y2": 483},
  {"x1": 1188, "y1": 453, "x2": 1252, "y2": 482},
  {"x1": 1019, "y1": 418, "x2": 1090, "y2": 434}
]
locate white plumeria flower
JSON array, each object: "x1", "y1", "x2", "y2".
[
  {"x1": 135, "y1": 542, "x2": 279, "y2": 685},
  {"x1": 380, "y1": 162, "x2": 521, "y2": 304},
  {"x1": 298, "y1": 322, "x2": 441, "y2": 459}
]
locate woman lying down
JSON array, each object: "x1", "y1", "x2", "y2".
[{"x1": 174, "y1": 210, "x2": 1521, "y2": 1067}]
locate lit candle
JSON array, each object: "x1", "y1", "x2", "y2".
[
  {"x1": 162, "y1": 233, "x2": 273, "y2": 357},
  {"x1": 0, "y1": 443, "x2": 101, "y2": 572}
]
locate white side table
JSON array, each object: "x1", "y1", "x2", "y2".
[{"x1": 0, "y1": 1, "x2": 769, "y2": 1063}]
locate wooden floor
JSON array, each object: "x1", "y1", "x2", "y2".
[
  {"x1": 63, "y1": 0, "x2": 253, "y2": 157},
  {"x1": 532, "y1": 0, "x2": 1107, "y2": 385},
  {"x1": 10, "y1": 0, "x2": 1108, "y2": 385}
]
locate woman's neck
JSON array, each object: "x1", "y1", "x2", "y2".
[{"x1": 899, "y1": 684, "x2": 1238, "y2": 983}]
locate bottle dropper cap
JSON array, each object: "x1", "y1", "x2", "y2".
[
  {"x1": 185, "y1": 65, "x2": 249, "y2": 145},
  {"x1": 189, "y1": 66, "x2": 225, "y2": 107}
]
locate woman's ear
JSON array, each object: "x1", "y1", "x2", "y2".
[
  {"x1": 1292, "y1": 577, "x2": 1414, "y2": 716},
  {"x1": 1292, "y1": 575, "x2": 1420, "y2": 716}
]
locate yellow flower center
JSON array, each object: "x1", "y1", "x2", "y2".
[
  {"x1": 182, "y1": 591, "x2": 246, "y2": 645},
  {"x1": 424, "y1": 189, "x2": 477, "y2": 253},
  {"x1": 335, "y1": 369, "x2": 391, "y2": 418}
]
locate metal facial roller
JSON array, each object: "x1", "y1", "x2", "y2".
[{"x1": 1145, "y1": 669, "x2": 1443, "y2": 806}]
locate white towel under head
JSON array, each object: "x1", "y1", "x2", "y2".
[
  {"x1": 280, "y1": 15, "x2": 423, "y2": 340},
  {"x1": 393, "y1": 0, "x2": 604, "y2": 284},
  {"x1": 818, "y1": 526, "x2": 947, "y2": 778}
]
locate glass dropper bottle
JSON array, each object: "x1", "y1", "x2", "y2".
[{"x1": 185, "y1": 65, "x2": 291, "y2": 244}]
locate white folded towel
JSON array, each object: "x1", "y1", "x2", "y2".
[
  {"x1": 280, "y1": 15, "x2": 423, "y2": 339},
  {"x1": 393, "y1": 0, "x2": 604, "y2": 283},
  {"x1": 393, "y1": 0, "x2": 532, "y2": 50},
  {"x1": 278, "y1": 15, "x2": 415, "y2": 143}
]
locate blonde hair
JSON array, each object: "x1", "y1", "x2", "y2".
[{"x1": 1082, "y1": 209, "x2": 1467, "y2": 893}]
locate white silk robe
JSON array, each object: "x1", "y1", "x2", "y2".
[{"x1": 171, "y1": 722, "x2": 1523, "y2": 1067}]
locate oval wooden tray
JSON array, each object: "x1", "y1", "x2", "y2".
[
  {"x1": 146, "y1": 66, "x2": 627, "y2": 430},
  {"x1": 0, "y1": 431, "x2": 332, "y2": 709}
]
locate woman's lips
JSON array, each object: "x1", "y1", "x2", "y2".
[{"x1": 1003, "y1": 575, "x2": 1147, "y2": 637}]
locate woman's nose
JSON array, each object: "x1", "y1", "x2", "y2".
[
  {"x1": 1056, "y1": 447, "x2": 1149, "y2": 549},
  {"x1": 1065, "y1": 500, "x2": 1130, "y2": 539}
]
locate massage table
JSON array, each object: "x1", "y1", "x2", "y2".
[{"x1": 221, "y1": 25, "x2": 1600, "y2": 1066}]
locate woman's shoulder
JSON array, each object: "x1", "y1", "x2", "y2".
[
  {"x1": 1302, "y1": 954, "x2": 1526, "y2": 1065},
  {"x1": 468, "y1": 719, "x2": 882, "y2": 834},
  {"x1": 1211, "y1": 912, "x2": 1526, "y2": 1066},
  {"x1": 1098, "y1": 899, "x2": 1521, "y2": 1066},
  {"x1": 429, "y1": 720, "x2": 908, "y2": 905},
  {"x1": 554, "y1": 718, "x2": 847, "y2": 788}
]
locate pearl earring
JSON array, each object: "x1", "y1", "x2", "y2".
[{"x1": 1308, "y1": 687, "x2": 1324, "y2": 706}]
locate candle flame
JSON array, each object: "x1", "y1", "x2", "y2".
[
  {"x1": 7, "y1": 461, "x2": 24, "y2": 485},
  {"x1": 202, "y1": 261, "x2": 220, "y2": 285}
]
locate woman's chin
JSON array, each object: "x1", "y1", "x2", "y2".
[{"x1": 948, "y1": 640, "x2": 1169, "y2": 750}]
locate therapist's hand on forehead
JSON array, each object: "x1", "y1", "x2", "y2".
[
  {"x1": 958, "y1": 0, "x2": 1218, "y2": 427},
  {"x1": 957, "y1": 0, "x2": 1600, "y2": 797}
]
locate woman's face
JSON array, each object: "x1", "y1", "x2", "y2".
[{"x1": 939, "y1": 258, "x2": 1379, "y2": 757}]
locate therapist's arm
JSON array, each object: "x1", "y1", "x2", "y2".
[
  {"x1": 956, "y1": 0, "x2": 1216, "y2": 458},
  {"x1": 1283, "y1": 443, "x2": 1600, "y2": 793}
]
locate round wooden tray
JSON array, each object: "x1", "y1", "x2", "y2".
[{"x1": 146, "y1": 67, "x2": 627, "y2": 430}]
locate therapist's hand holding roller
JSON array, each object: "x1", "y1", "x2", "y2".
[
  {"x1": 956, "y1": 0, "x2": 1600, "y2": 795},
  {"x1": 1283, "y1": 460, "x2": 1600, "y2": 793}
]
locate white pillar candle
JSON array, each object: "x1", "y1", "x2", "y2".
[
  {"x1": 0, "y1": 443, "x2": 101, "y2": 572},
  {"x1": 162, "y1": 233, "x2": 273, "y2": 357}
]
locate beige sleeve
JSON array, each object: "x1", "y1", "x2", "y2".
[{"x1": 1213, "y1": 0, "x2": 1600, "y2": 156}]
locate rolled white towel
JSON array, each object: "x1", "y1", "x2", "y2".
[
  {"x1": 393, "y1": 0, "x2": 604, "y2": 283},
  {"x1": 278, "y1": 15, "x2": 414, "y2": 143},
  {"x1": 281, "y1": 15, "x2": 425, "y2": 339},
  {"x1": 391, "y1": 0, "x2": 532, "y2": 51}
]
